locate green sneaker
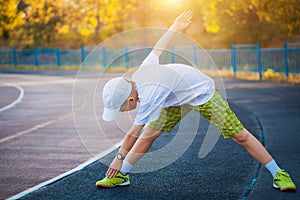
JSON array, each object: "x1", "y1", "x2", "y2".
[
  {"x1": 96, "y1": 172, "x2": 130, "y2": 188},
  {"x1": 273, "y1": 170, "x2": 296, "y2": 191}
]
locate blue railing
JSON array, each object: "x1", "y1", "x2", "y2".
[{"x1": 0, "y1": 42, "x2": 299, "y2": 80}]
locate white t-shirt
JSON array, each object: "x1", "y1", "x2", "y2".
[{"x1": 132, "y1": 52, "x2": 215, "y2": 125}]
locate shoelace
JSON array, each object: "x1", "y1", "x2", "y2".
[{"x1": 276, "y1": 171, "x2": 293, "y2": 182}]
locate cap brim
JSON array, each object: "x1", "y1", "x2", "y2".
[{"x1": 103, "y1": 107, "x2": 120, "y2": 121}]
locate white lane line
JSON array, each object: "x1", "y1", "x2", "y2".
[
  {"x1": 0, "y1": 83, "x2": 25, "y2": 113},
  {"x1": 0, "y1": 83, "x2": 87, "y2": 144},
  {"x1": 0, "y1": 112, "x2": 71, "y2": 144},
  {"x1": 7, "y1": 141, "x2": 122, "y2": 200},
  {"x1": 0, "y1": 120, "x2": 55, "y2": 144},
  {"x1": 11, "y1": 78, "x2": 75, "y2": 86}
]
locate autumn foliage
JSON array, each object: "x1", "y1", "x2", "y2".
[{"x1": 0, "y1": 0, "x2": 299, "y2": 49}]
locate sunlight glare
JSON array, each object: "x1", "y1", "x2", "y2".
[{"x1": 162, "y1": 0, "x2": 184, "y2": 7}]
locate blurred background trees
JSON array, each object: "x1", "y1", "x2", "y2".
[{"x1": 0, "y1": 0, "x2": 299, "y2": 49}]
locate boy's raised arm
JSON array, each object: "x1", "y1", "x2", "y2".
[{"x1": 151, "y1": 10, "x2": 193, "y2": 58}]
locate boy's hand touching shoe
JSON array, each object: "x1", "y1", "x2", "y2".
[{"x1": 96, "y1": 172, "x2": 130, "y2": 188}]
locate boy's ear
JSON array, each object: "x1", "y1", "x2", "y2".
[{"x1": 128, "y1": 96, "x2": 134, "y2": 102}]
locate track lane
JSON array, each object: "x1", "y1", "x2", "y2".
[
  {"x1": 1, "y1": 72, "x2": 299, "y2": 200},
  {"x1": 0, "y1": 72, "x2": 122, "y2": 199}
]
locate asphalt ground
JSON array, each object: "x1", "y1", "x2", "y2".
[
  {"x1": 0, "y1": 70, "x2": 125, "y2": 199},
  {"x1": 0, "y1": 70, "x2": 299, "y2": 200}
]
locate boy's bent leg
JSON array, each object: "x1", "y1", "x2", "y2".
[
  {"x1": 96, "y1": 106, "x2": 189, "y2": 188},
  {"x1": 96, "y1": 128, "x2": 163, "y2": 188},
  {"x1": 125, "y1": 127, "x2": 164, "y2": 165},
  {"x1": 125, "y1": 105, "x2": 191, "y2": 165}
]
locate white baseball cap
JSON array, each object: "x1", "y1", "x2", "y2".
[{"x1": 102, "y1": 77, "x2": 132, "y2": 121}]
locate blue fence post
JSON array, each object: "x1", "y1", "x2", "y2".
[
  {"x1": 102, "y1": 47, "x2": 107, "y2": 67},
  {"x1": 34, "y1": 47, "x2": 39, "y2": 67},
  {"x1": 171, "y1": 46, "x2": 175, "y2": 63},
  {"x1": 55, "y1": 47, "x2": 61, "y2": 67},
  {"x1": 147, "y1": 47, "x2": 152, "y2": 54},
  {"x1": 193, "y1": 45, "x2": 199, "y2": 66},
  {"x1": 81, "y1": 46, "x2": 85, "y2": 66},
  {"x1": 283, "y1": 42, "x2": 289, "y2": 81},
  {"x1": 256, "y1": 43, "x2": 262, "y2": 81},
  {"x1": 231, "y1": 44, "x2": 237, "y2": 78},
  {"x1": 125, "y1": 46, "x2": 129, "y2": 69},
  {"x1": 12, "y1": 47, "x2": 17, "y2": 68}
]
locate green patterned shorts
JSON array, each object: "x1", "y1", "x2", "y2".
[{"x1": 147, "y1": 90, "x2": 244, "y2": 138}]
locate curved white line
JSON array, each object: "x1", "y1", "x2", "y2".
[
  {"x1": 0, "y1": 83, "x2": 25, "y2": 113},
  {"x1": 7, "y1": 141, "x2": 122, "y2": 200}
]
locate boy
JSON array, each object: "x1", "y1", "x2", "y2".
[{"x1": 96, "y1": 11, "x2": 296, "y2": 191}]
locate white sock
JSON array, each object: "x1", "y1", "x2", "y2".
[
  {"x1": 120, "y1": 160, "x2": 133, "y2": 175},
  {"x1": 264, "y1": 159, "x2": 281, "y2": 177}
]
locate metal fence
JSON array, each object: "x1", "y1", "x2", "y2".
[{"x1": 0, "y1": 42, "x2": 299, "y2": 80}]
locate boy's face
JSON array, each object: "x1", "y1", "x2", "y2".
[{"x1": 119, "y1": 91, "x2": 138, "y2": 112}]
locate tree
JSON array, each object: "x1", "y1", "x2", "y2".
[
  {"x1": 254, "y1": 0, "x2": 300, "y2": 37},
  {"x1": 196, "y1": 0, "x2": 300, "y2": 47},
  {"x1": 7, "y1": 0, "x2": 72, "y2": 47},
  {"x1": 0, "y1": 0, "x2": 26, "y2": 41},
  {"x1": 1, "y1": 0, "x2": 299, "y2": 48},
  {"x1": 64, "y1": 0, "x2": 136, "y2": 44}
]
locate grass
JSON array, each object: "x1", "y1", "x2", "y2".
[{"x1": 0, "y1": 65, "x2": 299, "y2": 83}]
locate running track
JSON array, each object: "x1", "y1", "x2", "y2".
[{"x1": 0, "y1": 70, "x2": 299, "y2": 200}]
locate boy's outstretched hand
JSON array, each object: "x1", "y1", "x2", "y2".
[
  {"x1": 151, "y1": 10, "x2": 193, "y2": 57},
  {"x1": 106, "y1": 158, "x2": 122, "y2": 178},
  {"x1": 171, "y1": 10, "x2": 193, "y2": 32}
]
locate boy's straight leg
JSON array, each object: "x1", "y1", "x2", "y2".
[
  {"x1": 194, "y1": 90, "x2": 296, "y2": 191},
  {"x1": 232, "y1": 128, "x2": 272, "y2": 165},
  {"x1": 193, "y1": 90, "x2": 272, "y2": 164},
  {"x1": 232, "y1": 128, "x2": 296, "y2": 191}
]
